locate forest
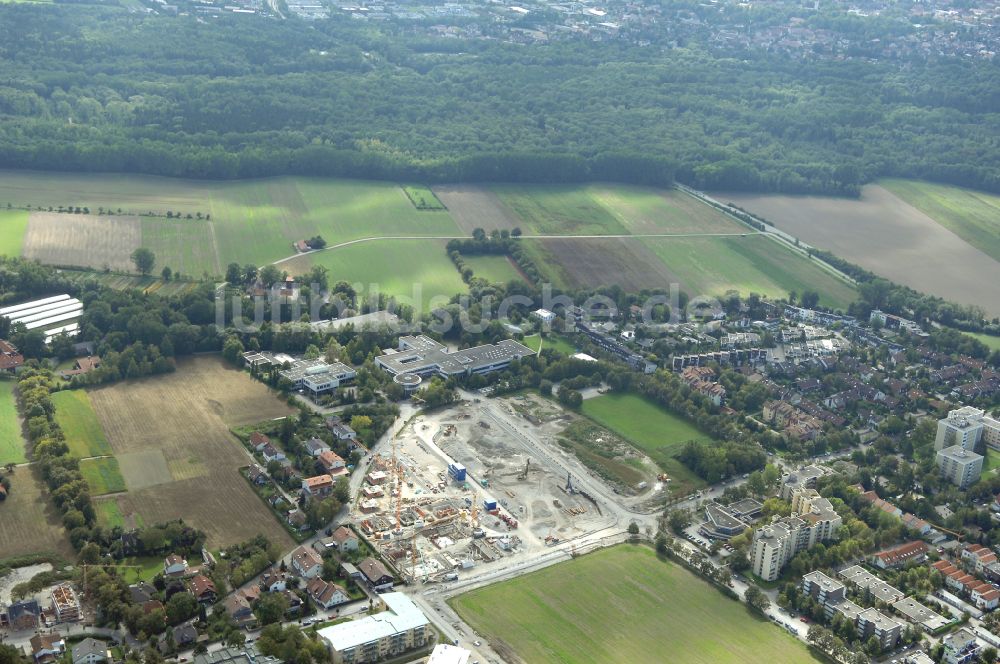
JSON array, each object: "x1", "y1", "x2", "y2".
[{"x1": 0, "y1": 5, "x2": 998, "y2": 194}]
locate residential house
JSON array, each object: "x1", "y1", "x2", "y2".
[
  {"x1": 331, "y1": 526, "x2": 359, "y2": 552},
  {"x1": 29, "y1": 635, "x2": 65, "y2": 664},
  {"x1": 304, "y1": 438, "x2": 331, "y2": 457},
  {"x1": 971, "y1": 582, "x2": 1000, "y2": 610},
  {"x1": 222, "y1": 594, "x2": 256, "y2": 628},
  {"x1": 318, "y1": 450, "x2": 346, "y2": 475},
  {"x1": 291, "y1": 546, "x2": 324, "y2": 579},
  {"x1": 172, "y1": 623, "x2": 199, "y2": 648},
  {"x1": 260, "y1": 570, "x2": 288, "y2": 592},
  {"x1": 872, "y1": 541, "x2": 929, "y2": 569},
  {"x1": 306, "y1": 577, "x2": 349, "y2": 610},
  {"x1": 942, "y1": 628, "x2": 980, "y2": 664},
  {"x1": 71, "y1": 639, "x2": 109, "y2": 664},
  {"x1": 246, "y1": 464, "x2": 268, "y2": 485},
  {"x1": 129, "y1": 583, "x2": 155, "y2": 604},
  {"x1": 0, "y1": 340, "x2": 24, "y2": 373},
  {"x1": 164, "y1": 554, "x2": 188, "y2": 576},
  {"x1": 188, "y1": 574, "x2": 217, "y2": 604},
  {"x1": 358, "y1": 557, "x2": 394, "y2": 592},
  {"x1": 250, "y1": 432, "x2": 271, "y2": 452},
  {"x1": 261, "y1": 444, "x2": 286, "y2": 463},
  {"x1": 327, "y1": 420, "x2": 357, "y2": 441},
  {"x1": 961, "y1": 544, "x2": 998, "y2": 574},
  {"x1": 302, "y1": 474, "x2": 336, "y2": 498}
]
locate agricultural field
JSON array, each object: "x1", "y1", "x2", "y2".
[
  {"x1": 0, "y1": 469, "x2": 74, "y2": 560},
  {"x1": 462, "y1": 254, "x2": 525, "y2": 284},
  {"x1": 494, "y1": 185, "x2": 628, "y2": 235},
  {"x1": 82, "y1": 355, "x2": 296, "y2": 549},
  {"x1": 720, "y1": 184, "x2": 1000, "y2": 317},
  {"x1": 50, "y1": 390, "x2": 113, "y2": 458},
  {"x1": 580, "y1": 393, "x2": 709, "y2": 490},
  {"x1": 433, "y1": 185, "x2": 523, "y2": 234},
  {"x1": 79, "y1": 457, "x2": 127, "y2": 496},
  {"x1": 0, "y1": 209, "x2": 29, "y2": 257},
  {"x1": 402, "y1": 185, "x2": 447, "y2": 211},
  {"x1": 0, "y1": 171, "x2": 462, "y2": 276},
  {"x1": 452, "y1": 545, "x2": 820, "y2": 664},
  {"x1": 60, "y1": 269, "x2": 203, "y2": 297},
  {"x1": 881, "y1": 179, "x2": 1000, "y2": 263},
  {"x1": 0, "y1": 380, "x2": 26, "y2": 465},
  {"x1": 283, "y1": 239, "x2": 468, "y2": 307}
]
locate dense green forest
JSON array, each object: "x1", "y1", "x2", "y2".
[{"x1": 0, "y1": 6, "x2": 998, "y2": 193}]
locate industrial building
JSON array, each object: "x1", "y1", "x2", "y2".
[
  {"x1": 317, "y1": 592, "x2": 430, "y2": 664},
  {"x1": 375, "y1": 335, "x2": 533, "y2": 378}
]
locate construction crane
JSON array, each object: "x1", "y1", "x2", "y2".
[{"x1": 393, "y1": 435, "x2": 403, "y2": 535}]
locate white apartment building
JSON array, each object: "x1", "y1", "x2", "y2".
[
  {"x1": 936, "y1": 445, "x2": 984, "y2": 489},
  {"x1": 750, "y1": 489, "x2": 842, "y2": 581},
  {"x1": 317, "y1": 593, "x2": 430, "y2": 664},
  {"x1": 935, "y1": 406, "x2": 986, "y2": 451}
]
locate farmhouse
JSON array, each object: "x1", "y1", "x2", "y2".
[
  {"x1": 291, "y1": 546, "x2": 324, "y2": 578},
  {"x1": 375, "y1": 336, "x2": 533, "y2": 378},
  {"x1": 306, "y1": 578, "x2": 349, "y2": 610},
  {"x1": 317, "y1": 592, "x2": 430, "y2": 664},
  {"x1": 59, "y1": 356, "x2": 101, "y2": 379},
  {"x1": 0, "y1": 339, "x2": 24, "y2": 373}
]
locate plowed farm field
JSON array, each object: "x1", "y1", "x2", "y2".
[{"x1": 84, "y1": 355, "x2": 295, "y2": 549}]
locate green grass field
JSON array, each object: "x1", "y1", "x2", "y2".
[
  {"x1": 522, "y1": 333, "x2": 576, "y2": 356},
  {"x1": 0, "y1": 171, "x2": 462, "y2": 275},
  {"x1": 402, "y1": 185, "x2": 447, "y2": 211},
  {"x1": 644, "y1": 236, "x2": 856, "y2": 309},
  {"x1": 580, "y1": 393, "x2": 710, "y2": 489},
  {"x1": 452, "y1": 545, "x2": 820, "y2": 664},
  {"x1": 95, "y1": 500, "x2": 126, "y2": 528},
  {"x1": 494, "y1": 185, "x2": 629, "y2": 235},
  {"x1": 79, "y1": 457, "x2": 127, "y2": 496},
  {"x1": 882, "y1": 179, "x2": 1000, "y2": 263},
  {"x1": 286, "y1": 239, "x2": 467, "y2": 306},
  {"x1": 964, "y1": 331, "x2": 1000, "y2": 352},
  {"x1": 0, "y1": 380, "x2": 27, "y2": 465},
  {"x1": 51, "y1": 390, "x2": 113, "y2": 458},
  {"x1": 986, "y1": 449, "x2": 1000, "y2": 474},
  {"x1": 0, "y1": 209, "x2": 29, "y2": 257},
  {"x1": 463, "y1": 254, "x2": 525, "y2": 284},
  {"x1": 589, "y1": 186, "x2": 745, "y2": 234}
]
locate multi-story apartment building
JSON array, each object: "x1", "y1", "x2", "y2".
[
  {"x1": 318, "y1": 593, "x2": 430, "y2": 664},
  {"x1": 935, "y1": 406, "x2": 986, "y2": 451},
  {"x1": 750, "y1": 489, "x2": 842, "y2": 581},
  {"x1": 936, "y1": 445, "x2": 984, "y2": 489}
]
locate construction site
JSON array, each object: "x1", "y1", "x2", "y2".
[{"x1": 350, "y1": 395, "x2": 615, "y2": 583}]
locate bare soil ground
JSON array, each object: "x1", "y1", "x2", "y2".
[
  {"x1": 719, "y1": 185, "x2": 1000, "y2": 317},
  {"x1": 433, "y1": 185, "x2": 523, "y2": 234},
  {"x1": 0, "y1": 468, "x2": 74, "y2": 559},
  {"x1": 22, "y1": 213, "x2": 141, "y2": 271},
  {"x1": 537, "y1": 237, "x2": 680, "y2": 291},
  {"x1": 85, "y1": 356, "x2": 296, "y2": 549}
]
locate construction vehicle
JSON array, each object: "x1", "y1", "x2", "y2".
[{"x1": 517, "y1": 458, "x2": 531, "y2": 481}]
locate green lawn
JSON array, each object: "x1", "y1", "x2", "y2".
[
  {"x1": 882, "y1": 179, "x2": 1000, "y2": 263},
  {"x1": 522, "y1": 334, "x2": 577, "y2": 356},
  {"x1": 0, "y1": 380, "x2": 27, "y2": 465},
  {"x1": 0, "y1": 209, "x2": 29, "y2": 257},
  {"x1": 79, "y1": 457, "x2": 127, "y2": 496},
  {"x1": 452, "y1": 545, "x2": 821, "y2": 664},
  {"x1": 462, "y1": 254, "x2": 525, "y2": 284},
  {"x1": 644, "y1": 235, "x2": 856, "y2": 309},
  {"x1": 51, "y1": 390, "x2": 113, "y2": 458},
  {"x1": 581, "y1": 393, "x2": 709, "y2": 490},
  {"x1": 402, "y1": 185, "x2": 447, "y2": 211},
  {"x1": 494, "y1": 185, "x2": 629, "y2": 235},
  {"x1": 964, "y1": 331, "x2": 1000, "y2": 352},
  {"x1": 287, "y1": 239, "x2": 467, "y2": 306},
  {"x1": 117, "y1": 556, "x2": 164, "y2": 583},
  {"x1": 95, "y1": 500, "x2": 126, "y2": 528}
]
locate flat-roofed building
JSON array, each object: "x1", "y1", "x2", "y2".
[
  {"x1": 936, "y1": 445, "x2": 984, "y2": 489},
  {"x1": 856, "y1": 608, "x2": 902, "y2": 650},
  {"x1": 375, "y1": 336, "x2": 533, "y2": 378},
  {"x1": 838, "y1": 566, "x2": 904, "y2": 604},
  {"x1": 892, "y1": 597, "x2": 950, "y2": 632},
  {"x1": 317, "y1": 592, "x2": 430, "y2": 664},
  {"x1": 936, "y1": 406, "x2": 986, "y2": 451},
  {"x1": 942, "y1": 628, "x2": 980, "y2": 664}
]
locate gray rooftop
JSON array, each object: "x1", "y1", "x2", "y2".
[
  {"x1": 937, "y1": 445, "x2": 984, "y2": 463},
  {"x1": 376, "y1": 335, "x2": 534, "y2": 376},
  {"x1": 193, "y1": 645, "x2": 282, "y2": 664},
  {"x1": 892, "y1": 597, "x2": 950, "y2": 631},
  {"x1": 839, "y1": 565, "x2": 904, "y2": 603}
]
